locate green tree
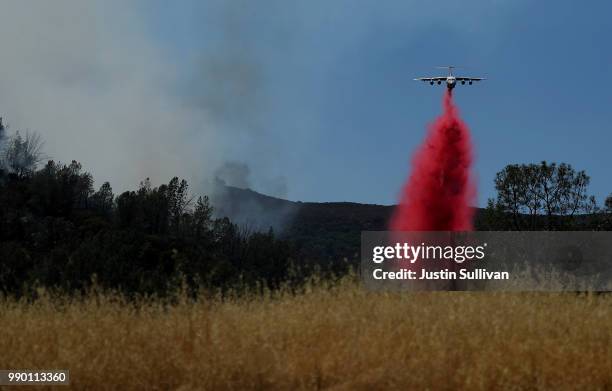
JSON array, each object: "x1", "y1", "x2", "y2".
[
  {"x1": 167, "y1": 177, "x2": 191, "y2": 235},
  {"x1": 29, "y1": 160, "x2": 94, "y2": 217},
  {"x1": 487, "y1": 161, "x2": 594, "y2": 230},
  {"x1": 192, "y1": 196, "x2": 213, "y2": 239},
  {"x1": 91, "y1": 182, "x2": 114, "y2": 217},
  {"x1": 605, "y1": 194, "x2": 612, "y2": 213},
  {"x1": 602, "y1": 194, "x2": 612, "y2": 230}
]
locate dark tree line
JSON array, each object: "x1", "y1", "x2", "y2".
[
  {"x1": 0, "y1": 161, "x2": 298, "y2": 296},
  {"x1": 483, "y1": 161, "x2": 612, "y2": 230},
  {"x1": 1, "y1": 121, "x2": 611, "y2": 296},
  {"x1": 0, "y1": 121, "x2": 300, "y2": 296}
]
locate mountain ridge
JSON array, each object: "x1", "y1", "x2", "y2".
[{"x1": 212, "y1": 185, "x2": 486, "y2": 263}]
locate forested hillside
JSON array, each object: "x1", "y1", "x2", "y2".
[{"x1": 1, "y1": 125, "x2": 611, "y2": 297}]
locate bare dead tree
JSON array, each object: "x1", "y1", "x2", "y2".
[{"x1": 1, "y1": 130, "x2": 46, "y2": 177}]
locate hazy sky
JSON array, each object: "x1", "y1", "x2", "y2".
[{"x1": 1, "y1": 0, "x2": 610, "y2": 206}]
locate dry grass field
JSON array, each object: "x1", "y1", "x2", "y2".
[{"x1": 1, "y1": 279, "x2": 611, "y2": 390}]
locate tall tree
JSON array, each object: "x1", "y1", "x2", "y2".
[
  {"x1": 192, "y1": 196, "x2": 213, "y2": 239},
  {"x1": 91, "y1": 182, "x2": 114, "y2": 217},
  {"x1": 0, "y1": 117, "x2": 5, "y2": 148},
  {"x1": 605, "y1": 194, "x2": 612, "y2": 213},
  {"x1": 1, "y1": 131, "x2": 45, "y2": 177},
  {"x1": 602, "y1": 194, "x2": 612, "y2": 230},
  {"x1": 167, "y1": 177, "x2": 191, "y2": 235},
  {"x1": 0, "y1": 118, "x2": 5, "y2": 179},
  {"x1": 488, "y1": 161, "x2": 593, "y2": 230}
]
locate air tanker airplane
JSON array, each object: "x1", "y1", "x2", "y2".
[{"x1": 415, "y1": 66, "x2": 485, "y2": 90}]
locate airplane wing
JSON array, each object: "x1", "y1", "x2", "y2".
[
  {"x1": 455, "y1": 77, "x2": 486, "y2": 82},
  {"x1": 414, "y1": 77, "x2": 446, "y2": 82}
]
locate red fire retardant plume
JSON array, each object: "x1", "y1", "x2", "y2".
[{"x1": 390, "y1": 90, "x2": 476, "y2": 231}]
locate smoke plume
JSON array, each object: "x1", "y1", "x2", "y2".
[
  {"x1": 214, "y1": 162, "x2": 252, "y2": 189},
  {"x1": 210, "y1": 160, "x2": 295, "y2": 231}
]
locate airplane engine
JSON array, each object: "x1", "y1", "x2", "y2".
[
  {"x1": 461, "y1": 80, "x2": 465, "y2": 85},
  {"x1": 430, "y1": 81, "x2": 434, "y2": 85},
  {"x1": 437, "y1": 80, "x2": 441, "y2": 85},
  {"x1": 469, "y1": 81, "x2": 473, "y2": 85}
]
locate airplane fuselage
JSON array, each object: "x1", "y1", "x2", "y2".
[
  {"x1": 430, "y1": 76, "x2": 456, "y2": 89},
  {"x1": 420, "y1": 66, "x2": 482, "y2": 89},
  {"x1": 446, "y1": 77, "x2": 456, "y2": 90}
]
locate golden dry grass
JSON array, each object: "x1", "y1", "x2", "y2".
[{"x1": 1, "y1": 280, "x2": 611, "y2": 390}]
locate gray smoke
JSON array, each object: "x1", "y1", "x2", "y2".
[
  {"x1": 0, "y1": 1, "x2": 220, "y2": 191},
  {"x1": 187, "y1": 12, "x2": 267, "y2": 132},
  {"x1": 213, "y1": 161, "x2": 287, "y2": 197},
  {"x1": 261, "y1": 176, "x2": 288, "y2": 199},
  {"x1": 0, "y1": 1, "x2": 300, "y2": 232},
  {"x1": 0, "y1": 1, "x2": 518, "y2": 226},
  {"x1": 214, "y1": 161, "x2": 251, "y2": 189},
  {"x1": 211, "y1": 161, "x2": 295, "y2": 231}
]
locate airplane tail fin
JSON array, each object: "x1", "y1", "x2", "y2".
[{"x1": 436, "y1": 65, "x2": 458, "y2": 76}]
